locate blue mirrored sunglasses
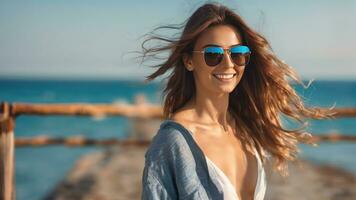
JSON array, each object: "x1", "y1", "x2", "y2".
[{"x1": 192, "y1": 45, "x2": 251, "y2": 67}]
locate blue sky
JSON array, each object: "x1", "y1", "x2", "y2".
[{"x1": 0, "y1": 0, "x2": 355, "y2": 80}]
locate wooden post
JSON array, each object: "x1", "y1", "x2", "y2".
[{"x1": 0, "y1": 102, "x2": 15, "y2": 200}]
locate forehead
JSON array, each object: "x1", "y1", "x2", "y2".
[{"x1": 194, "y1": 24, "x2": 242, "y2": 49}]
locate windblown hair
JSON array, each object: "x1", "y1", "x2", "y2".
[{"x1": 141, "y1": 3, "x2": 334, "y2": 176}]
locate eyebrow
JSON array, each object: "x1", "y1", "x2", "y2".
[{"x1": 201, "y1": 43, "x2": 243, "y2": 48}]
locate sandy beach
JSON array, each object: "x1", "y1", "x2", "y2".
[
  {"x1": 43, "y1": 116, "x2": 356, "y2": 199},
  {"x1": 44, "y1": 145, "x2": 356, "y2": 200}
]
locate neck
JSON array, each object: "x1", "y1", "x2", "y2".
[{"x1": 192, "y1": 88, "x2": 231, "y2": 131}]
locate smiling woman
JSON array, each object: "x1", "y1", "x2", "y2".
[{"x1": 140, "y1": 2, "x2": 333, "y2": 200}]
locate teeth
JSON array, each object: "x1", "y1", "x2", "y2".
[{"x1": 214, "y1": 74, "x2": 235, "y2": 79}]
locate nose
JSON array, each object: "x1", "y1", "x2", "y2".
[{"x1": 221, "y1": 51, "x2": 235, "y2": 68}]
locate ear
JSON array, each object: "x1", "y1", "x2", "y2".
[{"x1": 182, "y1": 53, "x2": 194, "y2": 71}]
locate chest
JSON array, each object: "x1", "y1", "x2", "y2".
[{"x1": 193, "y1": 129, "x2": 258, "y2": 199}]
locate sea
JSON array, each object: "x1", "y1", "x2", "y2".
[{"x1": 0, "y1": 78, "x2": 355, "y2": 200}]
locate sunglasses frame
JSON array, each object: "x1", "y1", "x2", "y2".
[{"x1": 192, "y1": 45, "x2": 251, "y2": 67}]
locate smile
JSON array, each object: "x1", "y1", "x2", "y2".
[{"x1": 213, "y1": 73, "x2": 236, "y2": 82}]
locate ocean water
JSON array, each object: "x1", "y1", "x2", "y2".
[{"x1": 0, "y1": 79, "x2": 355, "y2": 200}]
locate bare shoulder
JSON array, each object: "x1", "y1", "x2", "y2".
[{"x1": 170, "y1": 102, "x2": 196, "y2": 130}]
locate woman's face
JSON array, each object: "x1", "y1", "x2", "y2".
[{"x1": 184, "y1": 24, "x2": 246, "y2": 96}]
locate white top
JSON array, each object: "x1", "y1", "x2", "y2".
[{"x1": 205, "y1": 147, "x2": 267, "y2": 200}]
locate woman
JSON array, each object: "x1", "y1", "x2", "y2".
[{"x1": 140, "y1": 3, "x2": 333, "y2": 200}]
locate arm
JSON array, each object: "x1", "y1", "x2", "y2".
[
  {"x1": 141, "y1": 164, "x2": 174, "y2": 200},
  {"x1": 141, "y1": 122, "x2": 199, "y2": 200}
]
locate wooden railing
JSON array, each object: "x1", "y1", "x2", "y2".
[{"x1": 1, "y1": 100, "x2": 356, "y2": 200}]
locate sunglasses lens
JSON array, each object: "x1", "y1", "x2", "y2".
[
  {"x1": 204, "y1": 47, "x2": 224, "y2": 66},
  {"x1": 231, "y1": 53, "x2": 250, "y2": 65},
  {"x1": 230, "y1": 46, "x2": 251, "y2": 66}
]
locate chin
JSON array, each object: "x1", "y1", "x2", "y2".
[{"x1": 215, "y1": 85, "x2": 236, "y2": 94}]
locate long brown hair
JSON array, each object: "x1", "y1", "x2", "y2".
[{"x1": 141, "y1": 3, "x2": 334, "y2": 176}]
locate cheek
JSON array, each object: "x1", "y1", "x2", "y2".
[
  {"x1": 236, "y1": 67, "x2": 246, "y2": 78},
  {"x1": 192, "y1": 54, "x2": 206, "y2": 67},
  {"x1": 192, "y1": 57, "x2": 214, "y2": 78},
  {"x1": 193, "y1": 67, "x2": 213, "y2": 82}
]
